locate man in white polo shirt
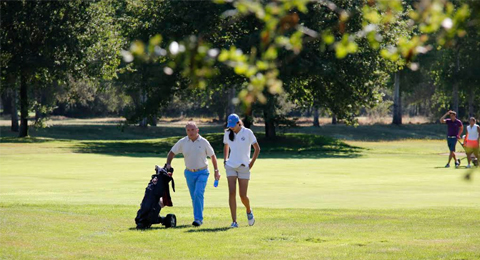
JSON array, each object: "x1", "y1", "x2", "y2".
[{"x1": 165, "y1": 122, "x2": 220, "y2": 226}]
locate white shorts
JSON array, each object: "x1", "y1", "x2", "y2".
[{"x1": 225, "y1": 164, "x2": 251, "y2": 180}]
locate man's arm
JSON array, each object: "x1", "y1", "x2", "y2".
[
  {"x1": 458, "y1": 124, "x2": 464, "y2": 139},
  {"x1": 249, "y1": 142, "x2": 261, "y2": 169},
  {"x1": 440, "y1": 111, "x2": 451, "y2": 123},
  {"x1": 210, "y1": 154, "x2": 220, "y2": 180},
  {"x1": 166, "y1": 151, "x2": 175, "y2": 170}
]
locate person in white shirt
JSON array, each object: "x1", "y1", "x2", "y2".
[
  {"x1": 464, "y1": 117, "x2": 480, "y2": 168},
  {"x1": 223, "y1": 114, "x2": 260, "y2": 228},
  {"x1": 166, "y1": 122, "x2": 220, "y2": 226}
]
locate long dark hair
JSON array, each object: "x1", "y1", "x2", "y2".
[{"x1": 227, "y1": 120, "x2": 243, "y2": 141}]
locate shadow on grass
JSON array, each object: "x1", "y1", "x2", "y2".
[
  {"x1": 2, "y1": 123, "x2": 448, "y2": 142},
  {"x1": 288, "y1": 124, "x2": 447, "y2": 141},
  {"x1": 0, "y1": 136, "x2": 55, "y2": 143},
  {"x1": 0, "y1": 125, "x2": 224, "y2": 141},
  {"x1": 128, "y1": 224, "x2": 191, "y2": 231},
  {"x1": 71, "y1": 133, "x2": 364, "y2": 159},
  {"x1": 185, "y1": 227, "x2": 230, "y2": 233}
]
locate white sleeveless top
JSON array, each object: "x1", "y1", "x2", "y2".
[{"x1": 467, "y1": 124, "x2": 479, "y2": 140}]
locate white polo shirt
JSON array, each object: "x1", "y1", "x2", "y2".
[
  {"x1": 223, "y1": 127, "x2": 257, "y2": 168},
  {"x1": 467, "y1": 124, "x2": 479, "y2": 140},
  {"x1": 170, "y1": 135, "x2": 215, "y2": 170}
]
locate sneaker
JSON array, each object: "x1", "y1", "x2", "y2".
[
  {"x1": 445, "y1": 164, "x2": 450, "y2": 168},
  {"x1": 230, "y1": 222, "x2": 238, "y2": 228},
  {"x1": 466, "y1": 164, "x2": 471, "y2": 168},
  {"x1": 247, "y1": 211, "x2": 255, "y2": 226},
  {"x1": 192, "y1": 220, "x2": 202, "y2": 227},
  {"x1": 455, "y1": 161, "x2": 460, "y2": 168}
]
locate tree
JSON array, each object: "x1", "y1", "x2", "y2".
[
  {"x1": 392, "y1": 70, "x2": 402, "y2": 125},
  {"x1": 126, "y1": 0, "x2": 473, "y2": 136},
  {"x1": 429, "y1": 0, "x2": 480, "y2": 119},
  {"x1": 115, "y1": 0, "x2": 229, "y2": 126},
  {"x1": 281, "y1": 1, "x2": 390, "y2": 127},
  {"x1": 1, "y1": 1, "x2": 121, "y2": 137}
]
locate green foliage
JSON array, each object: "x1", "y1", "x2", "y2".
[
  {"x1": 1, "y1": 1, "x2": 122, "y2": 135},
  {"x1": 2, "y1": 0, "x2": 477, "y2": 137},
  {"x1": 122, "y1": 0, "x2": 475, "y2": 133},
  {"x1": 116, "y1": 0, "x2": 227, "y2": 125}
]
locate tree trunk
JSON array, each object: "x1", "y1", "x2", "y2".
[
  {"x1": 313, "y1": 107, "x2": 319, "y2": 127},
  {"x1": 452, "y1": 48, "x2": 460, "y2": 114},
  {"x1": 468, "y1": 88, "x2": 474, "y2": 118},
  {"x1": 332, "y1": 114, "x2": 337, "y2": 125},
  {"x1": 139, "y1": 118, "x2": 147, "y2": 127},
  {"x1": 226, "y1": 86, "x2": 235, "y2": 121},
  {"x1": 35, "y1": 107, "x2": 41, "y2": 123},
  {"x1": 263, "y1": 96, "x2": 276, "y2": 139},
  {"x1": 139, "y1": 90, "x2": 147, "y2": 127},
  {"x1": 19, "y1": 72, "x2": 28, "y2": 137},
  {"x1": 243, "y1": 108, "x2": 253, "y2": 128},
  {"x1": 392, "y1": 70, "x2": 402, "y2": 125},
  {"x1": 216, "y1": 88, "x2": 227, "y2": 122},
  {"x1": 1, "y1": 90, "x2": 12, "y2": 115},
  {"x1": 11, "y1": 89, "x2": 19, "y2": 132},
  {"x1": 35, "y1": 88, "x2": 42, "y2": 123},
  {"x1": 264, "y1": 116, "x2": 276, "y2": 138},
  {"x1": 150, "y1": 116, "x2": 157, "y2": 127}
]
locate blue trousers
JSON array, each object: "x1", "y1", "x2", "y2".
[{"x1": 184, "y1": 169, "x2": 209, "y2": 221}]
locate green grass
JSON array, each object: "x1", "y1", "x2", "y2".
[
  {"x1": 1, "y1": 121, "x2": 479, "y2": 259},
  {"x1": 2, "y1": 205, "x2": 480, "y2": 260}
]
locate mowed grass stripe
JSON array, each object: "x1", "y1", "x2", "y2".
[
  {"x1": 1, "y1": 205, "x2": 479, "y2": 260},
  {"x1": 1, "y1": 139, "x2": 479, "y2": 209}
]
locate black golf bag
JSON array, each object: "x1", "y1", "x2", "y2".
[{"x1": 135, "y1": 165, "x2": 176, "y2": 229}]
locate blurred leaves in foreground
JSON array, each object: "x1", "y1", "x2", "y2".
[{"x1": 123, "y1": 0, "x2": 473, "y2": 107}]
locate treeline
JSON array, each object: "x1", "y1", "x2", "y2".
[{"x1": 1, "y1": 0, "x2": 479, "y2": 138}]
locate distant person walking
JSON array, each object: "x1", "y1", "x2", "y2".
[
  {"x1": 165, "y1": 122, "x2": 220, "y2": 226},
  {"x1": 440, "y1": 110, "x2": 464, "y2": 168},
  {"x1": 223, "y1": 114, "x2": 260, "y2": 228},
  {"x1": 464, "y1": 117, "x2": 480, "y2": 168}
]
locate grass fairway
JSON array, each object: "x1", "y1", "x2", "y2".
[{"x1": 1, "y1": 122, "x2": 480, "y2": 259}]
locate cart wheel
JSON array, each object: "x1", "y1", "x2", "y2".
[{"x1": 164, "y1": 214, "x2": 176, "y2": 228}]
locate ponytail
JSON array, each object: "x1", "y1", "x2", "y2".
[{"x1": 227, "y1": 119, "x2": 243, "y2": 141}]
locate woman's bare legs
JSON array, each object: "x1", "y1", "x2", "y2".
[
  {"x1": 238, "y1": 179, "x2": 251, "y2": 213},
  {"x1": 228, "y1": 176, "x2": 237, "y2": 222}
]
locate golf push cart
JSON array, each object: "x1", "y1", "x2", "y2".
[{"x1": 135, "y1": 165, "x2": 177, "y2": 229}]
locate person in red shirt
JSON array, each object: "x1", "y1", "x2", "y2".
[{"x1": 440, "y1": 110, "x2": 464, "y2": 168}]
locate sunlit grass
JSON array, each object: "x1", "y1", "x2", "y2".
[{"x1": 1, "y1": 121, "x2": 479, "y2": 259}]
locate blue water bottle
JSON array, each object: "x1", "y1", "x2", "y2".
[{"x1": 214, "y1": 179, "x2": 219, "y2": 187}]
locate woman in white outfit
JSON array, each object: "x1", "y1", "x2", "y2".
[
  {"x1": 223, "y1": 114, "x2": 261, "y2": 228},
  {"x1": 465, "y1": 117, "x2": 480, "y2": 168}
]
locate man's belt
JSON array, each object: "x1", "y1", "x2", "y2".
[
  {"x1": 186, "y1": 166, "x2": 208, "y2": 172},
  {"x1": 447, "y1": 136, "x2": 458, "y2": 138}
]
